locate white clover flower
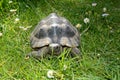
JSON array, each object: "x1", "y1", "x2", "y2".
[
  {"x1": 84, "y1": 18, "x2": 90, "y2": 24},
  {"x1": 47, "y1": 70, "x2": 55, "y2": 78},
  {"x1": 8, "y1": 0, "x2": 13, "y2": 4},
  {"x1": 10, "y1": 9, "x2": 17, "y2": 12},
  {"x1": 0, "y1": 32, "x2": 2, "y2": 37},
  {"x1": 103, "y1": 7, "x2": 107, "y2": 12},
  {"x1": 76, "y1": 23, "x2": 82, "y2": 28},
  {"x1": 92, "y1": 3, "x2": 97, "y2": 6},
  {"x1": 15, "y1": 18, "x2": 20, "y2": 22},
  {"x1": 102, "y1": 13, "x2": 109, "y2": 17}
]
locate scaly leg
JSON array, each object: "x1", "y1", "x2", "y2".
[
  {"x1": 26, "y1": 47, "x2": 49, "y2": 59},
  {"x1": 71, "y1": 47, "x2": 82, "y2": 58}
]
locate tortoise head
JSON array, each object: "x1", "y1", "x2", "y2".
[{"x1": 49, "y1": 43, "x2": 62, "y2": 55}]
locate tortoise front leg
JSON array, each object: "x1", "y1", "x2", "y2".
[
  {"x1": 26, "y1": 47, "x2": 49, "y2": 59},
  {"x1": 71, "y1": 47, "x2": 82, "y2": 58}
]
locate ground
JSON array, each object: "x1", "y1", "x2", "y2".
[{"x1": 0, "y1": 0, "x2": 120, "y2": 80}]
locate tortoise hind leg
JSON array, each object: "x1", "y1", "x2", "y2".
[{"x1": 26, "y1": 47, "x2": 49, "y2": 59}]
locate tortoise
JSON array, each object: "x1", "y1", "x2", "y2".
[{"x1": 27, "y1": 13, "x2": 81, "y2": 59}]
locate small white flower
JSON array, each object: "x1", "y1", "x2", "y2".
[
  {"x1": 10, "y1": 9, "x2": 17, "y2": 12},
  {"x1": 102, "y1": 13, "x2": 109, "y2": 17},
  {"x1": 109, "y1": 27, "x2": 112, "y2": 29},
  {"x1": 19, "y1": 26, "x2": 31, "y2": 31},
  {"x1": 76, "y1": 23, "x2": 82, "y2": 28},
  {"x1": 15, "y1": 18, "x2": 20, "y2": 22},
  {"x1": 92, "y1": 3, "x2": 97, "y2": 6},
  {"x1": 103, "y1": 7, "x2": 107, "y2": 12},
  {"x1": 26, "y1": 5, "x2": 29, "y2": 8},
  {"x1": 19, "y1": 26, "x2": 24, "y2": 29},
  {"x1": 84, "y1": 18, "x2": 90, "y2": 24},
  {"x1": 47, "y1": 70, "x2": 55, "y2": 78},
  {"x1": 23, "y1": 28, "x2": 28, "y2": 31},
  {"x1": 110, "y1": 30, "x2": 114, "y2": 33},
  {"x1": 97, "y1": 54, "x2": 100, "y2": 56},
  {"x1": 63, "y1": 65, "x2": 67, "y2": 70},
  {"x1": 27, "y1": 26, "x2": 32, "y2": 28},
  {"x1": 19, "y1": 26, "x2": 28, "y2": 31},
  {"x1": 0, "y1": 32, "x2": 2, "y2": 37},
  {"x1": 117, "y1": 58, "x2": 119, "y2": 60},
  {"x1": 8, "y1": 0, "x2": 13, "y2": 4}
]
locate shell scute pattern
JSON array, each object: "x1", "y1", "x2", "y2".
[{"x1": 30, "y1": 13, "x2": 80, "y2": 49}]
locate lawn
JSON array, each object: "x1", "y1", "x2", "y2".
[{"x1": 0, "y1": 0, "x2": 120, "y2": 80}]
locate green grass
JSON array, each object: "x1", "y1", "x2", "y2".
[{"x1": 0, "y1": 0, "x2": 120, "y2": 80}]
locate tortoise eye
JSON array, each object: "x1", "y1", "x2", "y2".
[{"x1": 35, "y1": 29, "x2": 47, "y2": 39}]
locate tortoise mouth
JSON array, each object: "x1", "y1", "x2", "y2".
[{"x1": 49, "y1": 43, "x2": 62, "y2": 55}]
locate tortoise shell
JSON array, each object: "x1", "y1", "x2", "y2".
[{"x1": 30, "y1": 13, "x2": 80, "y2": 49}]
